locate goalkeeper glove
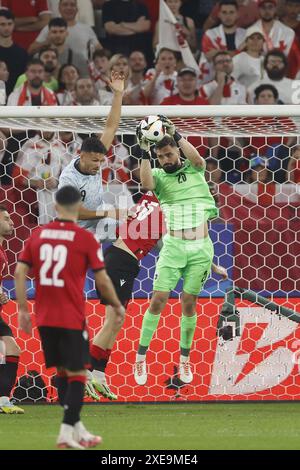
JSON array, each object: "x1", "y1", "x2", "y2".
[
  {"x1": 136, "y1": 123, "x2": 150, "y2": 152},
  {"x1": 158, "y1": 115, "x2": 182, "y2": 143}
]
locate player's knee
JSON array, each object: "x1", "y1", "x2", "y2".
[
  {"x1": 182, "y1": 294, "x2": 197, "y2": 316},
  {"x1": 150, "y1": 292, "x2": 168, "y2": 314},
  {"x1": 3, "y1": 337, "x2": 21, "y2": 356},
  {"x1": 113, "y1": 311, "x2": 125, "y2": 332}
]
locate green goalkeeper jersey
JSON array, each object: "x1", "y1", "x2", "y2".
[{"x1": 152, "y1": 160, "x2": 217, "y2": 231}]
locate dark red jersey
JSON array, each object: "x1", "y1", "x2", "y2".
[
  {"x1": 118, "y1": 192, "x2": 166, "y2": 260},
  {"x1": 18, "y1": 220, "x2": 105, "y2": 330},
  {"x1": 0, "y1": 244, "x2": 8, "y2": 315}
]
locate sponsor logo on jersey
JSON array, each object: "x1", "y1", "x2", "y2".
[{"x1": 120, "y1": 279, "x2": 126, "y2": 287}]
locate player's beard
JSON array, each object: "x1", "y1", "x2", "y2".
[{"x1": 162, "y1": 161, "x2": 182, "y2": 173}]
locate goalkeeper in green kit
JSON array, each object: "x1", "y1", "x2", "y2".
[{"x1": 134, "y1": 116, "x2": 221, "y2": 385}]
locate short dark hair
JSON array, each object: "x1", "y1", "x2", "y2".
[
  {"x1": 0, "y1": 8, "x2": 14, "y2": 21},
  {"x1": 157, "y1": 48, "x2": 178, "y2": 60},
  {"x1": 155, "y1": 135, "x2": 177, "y2": 150},
  {"x1": 55, "y1": 186, "x2": 81, "y2": 206},
  {"x1": 219, "y1": 0, "x2": 238, "y2": 8},
  {"x1": 49, "y1": 17, "x2": 68, "y2": 29},
  {"x1": 81, "y1": 136, "x2": 107, "y2": 155},
  {"x1": 0, "y1": 204, "x2": 7, "y2": 213},
  {"x1": 92, "y1": 49, "x2": 111, "y2": 61},
  {"x1": 26, "y1": 58, "x2": 45, "y2": 70},
  {"x1": 39, "y1": 46, "x2": 58, "y2": 59},
  {"x1": 264, "y1": 49, "x2": 288, "y2": 68},
  {"x1": 254, "y1": 83, "x2": 279, "y2": 101}
]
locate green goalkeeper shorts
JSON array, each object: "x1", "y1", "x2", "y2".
[{"x1": 153, "y1": 234, "x2": 214, "y2": 295}]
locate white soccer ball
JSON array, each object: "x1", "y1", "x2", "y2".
[{"x1": 139, "y1": 115, "x2": 166, "y2": 143}]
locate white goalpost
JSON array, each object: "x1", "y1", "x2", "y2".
[
  {"x1": 0, "y1": 105, "x2": 299, "y2": 403},
  {"x1": 1, "y1": 105, "x2": 300, "y2": 135}
]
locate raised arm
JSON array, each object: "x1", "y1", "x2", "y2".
[
  {"x1": 14, "y1": 262, "x2": 32, "y2": 335},
  {"x1": 99, "y1": 71, "x2": 125, "y2": 150},
  {"x1": 159, "y1": 115, "x2": 206, "y2": 170},
  {"x1": 136, "y1": 124, "x2": 155, "y2": 191}
]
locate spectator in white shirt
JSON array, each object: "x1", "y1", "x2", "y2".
[
  {"x1": 199, "y1": 0, "x2": 246, "y2": 84},
  {"x1": 13, "y1": 131, "x2": 65, "y2": 224},
  {"x1": 199, "y1": 50, "x2": 247, "y2": 104},
  {"x1": 232, "y1": 25, "x2": 265, "y2": 87},
  {"x1": 48, "y1": 0, "x2": 95, "y2": 27},
  {"x1": 28, "y1": 0, "x2": 102, "y2": 60},
  {"x1": 247, "y1": 50, "x2": 295, "y2": 104},
  {"x1": 143, "y1": 48, "x2": 178, "y2": 105}
]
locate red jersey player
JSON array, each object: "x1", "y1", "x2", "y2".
[
  {"x1": 86, "y1": 191, "x2": 228, "y2": 401},
  {"x1": 86, "y1": 191, "x2": 164, "y2": 401},
  {"x1": 15, "y1": 186, "x2": 124, "y2": 449},
  {"x1": 0, "y1": 205, "x2": 24, "y2": 414}
]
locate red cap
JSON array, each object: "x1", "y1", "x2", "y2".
[{"x1": 258, "y1": 0, "x2": 277, "y2": 6}]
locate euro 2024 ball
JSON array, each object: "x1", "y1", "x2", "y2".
[{"x1": 139, "y1": 115, "x2": 166, "y2": 143}]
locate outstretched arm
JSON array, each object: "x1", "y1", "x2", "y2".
[
  {"x1": 159, "y1": 115, "x2": 206, "y2": 170},
  {"x1": 99, "y1": 71, "x2": 125, "y2": 150},
  {"x1": 136, "y1": 124, "x2": 155, "y2": 191}
]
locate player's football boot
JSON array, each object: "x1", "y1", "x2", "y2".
[
  {"x1": 0, "y1": 399, "x2": 24, "y2": 414},
  {"x1": 134, "y1": 360, "x2": 147, "y2": 385},
  {"x1": 179, "y1": 361, "x2": 193, "y2": 384},
  {"x1": 92, "y1": 379, "x2": 117, "y2": 401},
  {"x1": 57, "y1": 436, "x2": 85, "y2": 450},
  {"x1": 74, "y1": 421, "x2": 102, "y2": 449},
  {"x1": 57, "y1": 423, "x2": 85, "y2": 450}
]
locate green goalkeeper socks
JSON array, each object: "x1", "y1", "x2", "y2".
[
  {"x1": 137, "y1": 309, "x2": 161, "y2": 356},
  {"x1": 180, "y1": 314, "x2": 197, "y2": 357}
]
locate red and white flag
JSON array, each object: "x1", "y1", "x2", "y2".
[{"x1": 157, "y1": 0, "x2": 198, "y2": 72}]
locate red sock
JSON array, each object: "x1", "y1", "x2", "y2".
[{"x1": 90, "y1": 344, "x2": 112, "y2": 373}]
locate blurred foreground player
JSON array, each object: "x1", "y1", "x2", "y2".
[
  {"x1": 15, "y1": 186, "x2": 124, "y2": 449},
  {"x1": 0, "y1": 206, "x2": 24, "y2": 414}
]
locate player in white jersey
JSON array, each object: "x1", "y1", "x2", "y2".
[{"x1": 58, "y1": 71, "x2": 127, "y2": 234}]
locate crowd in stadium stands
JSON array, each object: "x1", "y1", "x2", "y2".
[{"x1": 0, "y1": 0, "x2": 299, "y2": 224}]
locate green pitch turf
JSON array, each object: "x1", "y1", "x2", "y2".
[{"x1": 1, "y1": 403, "x2": 300, "y2": 450}]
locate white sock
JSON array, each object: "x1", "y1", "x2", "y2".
[
  {"x1": 59, "y1": 423, "x2": 74, "y2": 438},
  {"x1": 92, "y1": 370, "x2": 106, "y2": 384},
  {"x1": 136, "y1": 354, "x2": 146, "y2": 362},
  {"x1": 180, "y1": 355, "x2": 189, "y2": 364},
  {"x1": 0, "y1": 396, "x2": 10, "y2": 406}
]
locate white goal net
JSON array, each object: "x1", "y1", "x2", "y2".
[{"x1": 0, "y1": 105, "x2": 299, "y2": 403}]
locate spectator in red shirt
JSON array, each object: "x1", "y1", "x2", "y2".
[
  {"x1": 161, "y1": 67, "x2": 209, "y2": 105},
  {"x1": 1, "y1": 0, "x2": 52, "y2": 50}
]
